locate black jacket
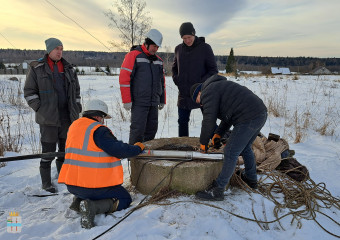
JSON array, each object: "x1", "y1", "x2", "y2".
[
  {"x1": 199, "y1": 75, "x2": 267, "y2": 145},
  {"x1": 172, "y1": 37, "x2": 218, "y2": 109}
]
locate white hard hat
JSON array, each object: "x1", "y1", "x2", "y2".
[
  {"x1": 145, "y1": 29, "x2": 163, "y2": 47},
  {"x1": 84, "y1": 99, "x2": 111, "y2": 119}
]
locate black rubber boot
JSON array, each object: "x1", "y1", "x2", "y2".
[
  {"x1": 80, "y1": 198, "x2": 119, "y2": 229},
  {"x1": 39, "y1": 166, "x2": 56, "y2": 193},
  {"x1": 69, "y1": 196, "x2": 82, "y2": 212},
  {"x1": 195, "y1": 180, "x2": 224, "y2": 201}
]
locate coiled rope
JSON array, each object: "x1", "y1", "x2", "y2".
[{"x1": 93, "y1": 159, "x2": 340, "y2": 239}]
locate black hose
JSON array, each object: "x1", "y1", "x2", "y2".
[{"x1": 0, "y1": 152, "x2": 65, "y2": 162}]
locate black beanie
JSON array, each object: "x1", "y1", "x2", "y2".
[
  {"x1": 179, "y1": 22, "x2": 196, "y2": 37},
  {"x1": 190, "y1": 83, "x2": 202, "y2": 102}
]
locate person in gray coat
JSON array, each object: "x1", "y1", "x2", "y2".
[
  {"x1": 190, "y1": 74, "x2": 267, "y2": 201},
  {"x1": 172, "y1": 22, "x2": 218, "y2": 137},
  {"x1": 24, "y1": 38, "x2": 81, "y2": 193}
]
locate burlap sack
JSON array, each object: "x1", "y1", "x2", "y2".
[
  {"x1": 241, "y1": 136, "x2": 290, "y2": 172},
  {"x1": 252, "y1": 136, "x2": 266, "y2": 164},
  {"x1": 257, "y1": 138, "x2": 290, "y2": 171}
]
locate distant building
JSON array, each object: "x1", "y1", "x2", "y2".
[
  {"x1": 271, "y1": 67, "x2": 291, "y2": 75},
  {"x1": 17, "y1": 60, "x2": 35, "y2": 74},
  {"x1": 310, "y1": 66, "x2": 332, "y2": 75}
]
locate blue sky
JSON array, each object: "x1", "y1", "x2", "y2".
[{"x1": 1, "y1": 0, "x2": 339, "y2": 57}]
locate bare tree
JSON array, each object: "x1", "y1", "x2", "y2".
[
  {"x1": 105, "y1": 0, "x2": 152, "y2": 51},
  {"x1": 161, "y1": 46, "x2": 173, "y2": 76}
]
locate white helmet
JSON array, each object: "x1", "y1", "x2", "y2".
[
  {"x1": 145, "y1": 29, "x2": 163, "y2": 47},
  {"x1": 84, "y1": 99, "x2": 111, "y2": 119}
]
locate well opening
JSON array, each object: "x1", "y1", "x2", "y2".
[
  {"x1": 130, "y1": 137, "x2": 223, "y2": 195},
  {"x1": 154, "y1": 144, "x2": 196, "y2": 151}
]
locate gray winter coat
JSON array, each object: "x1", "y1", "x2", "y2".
[
  {"x1": 24, "y1": 55, "x2": 81, "y2": 126},
  {"x1": 199, "y1": 74, "x2": 267, "y2": 145}
]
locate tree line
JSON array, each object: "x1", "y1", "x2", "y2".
[
  {"x1": 220, "y1": 49, "x2": 340, "y2": 73},
  {"x1": 1, "y1": 48, "x2": 340, "y2": 74}
]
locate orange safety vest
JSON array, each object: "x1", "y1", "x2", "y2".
[{"x1": 58, "y1": 117, "x2": 123, "y2": 188}]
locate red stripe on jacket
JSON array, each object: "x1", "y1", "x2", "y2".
[{"x1": 119, "y1": 50, "x2": 140, "y2": 103}]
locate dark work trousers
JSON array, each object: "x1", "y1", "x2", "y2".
[
  {"x1": 178, "y1": 107, "x2": 217, "y2": 137},
  {"x1": 39, "y1": 119, "x2": 71, "y2": 169},
  {"x1": 216, "y1": 111, "x2": 267, "y2": 189},
  {"x1": 129, "y1": 105, "x2": 158, "y2": 144},
  {"x1": 67, "y1": 185, "x2": 132, "y2": 211}
]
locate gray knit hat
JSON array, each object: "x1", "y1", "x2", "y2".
[{"x1": 45, "y1": 38, "x2": 63, "y2": 54}]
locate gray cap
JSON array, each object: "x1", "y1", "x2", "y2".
[{"x1": 45, "y1": 38, "x2": 63, "y2": 54}]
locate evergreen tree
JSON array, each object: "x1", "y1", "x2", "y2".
[
  {"x1": 0, "y1": 62, "x2": 6, "y2": 69},
  {"x1": 225, "y1": 48, "x2": 236, "y2": 73},
  {"x1": 105, "y1": 64, "x2": 111, "y2": 74}
]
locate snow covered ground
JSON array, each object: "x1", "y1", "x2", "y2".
[{"x1": 0, "y1": 74, "x2": 339, "y2": 240}]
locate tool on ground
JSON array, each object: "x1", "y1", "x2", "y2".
[{"x1": 0, "y1": 150, "x2": 223, "y2": 163}]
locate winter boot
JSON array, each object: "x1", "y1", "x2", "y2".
[
  {"x1": 236, "y1": 170, "x2": 258, "y2": 189},
  {"x1": 80, "y1": 198, "x2": 119, "y2": 229},
  {"x1": 69, "y1": 196, "x2": 82, "y2": 212},
  {"x1": 39, "y1": 166, "x2": 56, "y2": 193},
  {"x1": 195, "y1": 180, "x2": 224, "y2": 201}
]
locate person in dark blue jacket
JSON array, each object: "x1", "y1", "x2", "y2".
[
  {"x1": 172, "y1": 22, "x2": 218, "y2": 137},
  {"x1": 63, "y1": 99, "x2": 145, "y2": 228},
  {"x1": 190, "y1": 75, "x2": 267, "y2": 201}
]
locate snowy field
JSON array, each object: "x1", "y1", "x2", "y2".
[{"x1": 0, "y1": 74, "x2": 339, "y2": 240}]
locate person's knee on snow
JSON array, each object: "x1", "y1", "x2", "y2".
[{"x1": 80, "y1": 198, "x2": 119, "y2": 229}]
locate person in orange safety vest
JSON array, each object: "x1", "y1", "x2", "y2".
[{"x1": 58, "y1": 99, "x2": 145, "y2": 229}]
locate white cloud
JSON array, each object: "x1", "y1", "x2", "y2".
[{"x1": 1, "y1": 0, "x2": 340, "y2": 57}]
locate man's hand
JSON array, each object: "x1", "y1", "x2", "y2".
[
  {"x1": 212, "y1": 134, "x2": 222, "y2": 149},
  {"x1": 123, "y1": 102, "x2": 132, "y2": 111},
  {"x1": 200, "y1": 144, "x2": 209, "y2": 153},
  {"x1": 134, "y1": 142, "x2": 145, "y2": 151},
  {"x1": 158, "y1": 104, "x2": 165, "y2": 110}
]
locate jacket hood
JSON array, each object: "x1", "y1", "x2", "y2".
[
  {"x1": 182, "y1": 36, "x2": 205, "y2": 49},
  {"x1": 197, "y1": 36, "x2": 205, "y2": 43},
  {"x1": 201, "y1": 74, "x2": 226, "y2": 91},
  {"x1": 130, "y1": 44, "x2": 155, "y2": 57},
  {"x1": 130, "y1": 45, "x2": 141, "y2": 51}
]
